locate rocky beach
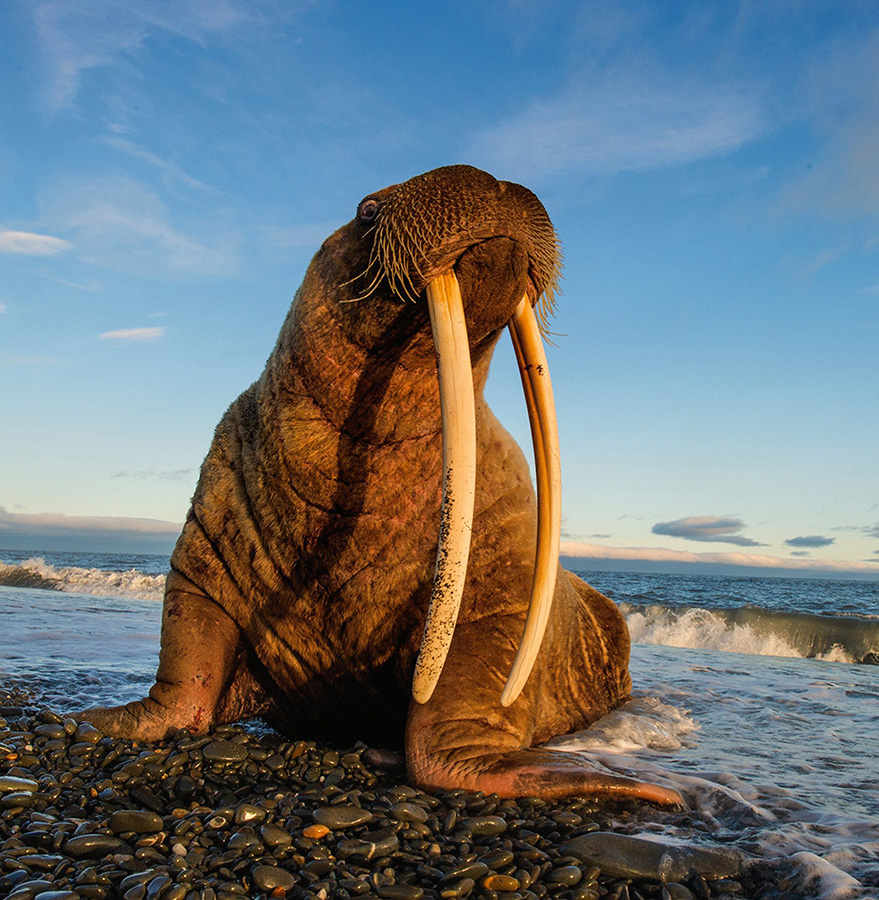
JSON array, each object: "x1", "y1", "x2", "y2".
[{"x1": 0, "y1": 686, "x2": 788, "y2": 900}]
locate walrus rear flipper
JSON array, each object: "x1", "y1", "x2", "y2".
[{"x1": 77, "y1": 574, "x2": 272, "y2": 741}]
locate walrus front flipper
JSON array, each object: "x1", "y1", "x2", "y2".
[
  {"x1": 405, "y1": 616, "x2": 683, "y2": 808},
  {"x1": 407, "y1": 736, "x2": 682, "y2": 806},
  {"x1": 78, "y1": 575, "x2": 271, "y2": 741}
]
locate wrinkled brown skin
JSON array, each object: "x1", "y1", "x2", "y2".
[{"x1": 80, "y1": 166, "x2": 682, "y2": 807}]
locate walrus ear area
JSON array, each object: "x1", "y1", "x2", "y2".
[{"x1": 452, "y1": 237, "x2": 531, "y2": 343}]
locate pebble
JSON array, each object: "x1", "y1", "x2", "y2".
[
  {"x1": 252, "y1": 864, "x2": 296, "y2": 891},
  {"x1": 441, "y1": 863, "x2": 489, "y2": 882},
  {"x1": 379, "y1": 885, "x2": 425, "y2": 900},
  {"x1": 441, "y1": 876, "x2": 476, "y2": 898},
  {"x1": 561, "y1": 833, "x2": 743, "y2": 883},
  {"x1": 313, "y1": 805, "x2": 374, "y2": 829},
  {"x1": 260, "y1": 823, "x2": 293, "y2": 847},
  {"x1": 110, "y1": 809, "x2": 165, "y2": 834},
  {"x1": 549, "y1": 864, "x2": 583, "y2": 886},
  {"x1": 481, "y1": 874, "x2": 521, "y2": 891},
  {"x1": 65, "y1": 833, "x2": 126, "y2": 858},
  {"x1": 337, "y1": 827, "x2": 400, "y2": 860},
  {"x1": 460, "y1": 816, "x2": 507, "y2": 836},
  {"x1": 390, "y1": 801, "x2": 429, "y2": 824},
  {"x1": 0, "y1": 775, "x2": 39, "y2": 792},
  {"x1": 202, "y1": 740, "x2": 248, "y2": 763},
  {"x1": 234, "y1": 802, "x2": 266, "y2": 825}
]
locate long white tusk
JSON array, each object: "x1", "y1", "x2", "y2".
[
  {"x1": 412, "y1": 271, "x2": 477, "y2": 705},
  {"x1": 500, "y1": 295, "x2": 562, "y2": 707}
]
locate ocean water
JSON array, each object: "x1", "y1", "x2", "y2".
[{"x1": 1, "y1": 550, "x2": 877, "y2": 898}]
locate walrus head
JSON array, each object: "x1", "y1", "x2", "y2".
[{"x1": 349, "y1": 165, "x2": 563, "y2": 709}]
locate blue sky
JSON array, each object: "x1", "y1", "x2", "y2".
[{"x1": 1, "y1": 0, "x2": 877, "y2": 576}]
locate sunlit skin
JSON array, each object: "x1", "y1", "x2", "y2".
[{"x1": 79, "y1": 166, "x2": 682, "y2": 807}]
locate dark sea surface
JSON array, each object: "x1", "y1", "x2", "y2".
[{"x1": 1, "y1": 549, "x2": 878, "y2": 897}]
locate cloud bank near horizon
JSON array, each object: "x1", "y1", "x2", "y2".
[
  {"x1": 561, "y1": 540, "x2": 879, "y2": 575},
  {"x1": 0, "y1": 505, "x2": 181, "y2": 553}
]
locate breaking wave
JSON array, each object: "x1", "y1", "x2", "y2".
[
  {"x1": 622, "y1": 601, "x2": 879, "y2": 665},
  {"x1": 2, "y1": 555, "x2": 877, "y2": 666},
  {"x1": 0, "y1": 557, "x2": 165, "y2": 602}
]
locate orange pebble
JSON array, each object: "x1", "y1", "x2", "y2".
[
  {"x1": 303, "y1": 823, "x2": 330, "y2": 839},
  {"x1": 480, "y1": 875, "x2": 521, "y2": 892}
]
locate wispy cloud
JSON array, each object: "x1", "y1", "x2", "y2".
[
  {"x1": 0, "y1": 354, "x2": 63, "y2": 369},
  {"x1": 0, "y1": 230, "x2": 72, "y2": 256},
  {"x1": 561, "y1": 541, "x2": 879, "y2": 576},
  {"x1": 112, "y1": 468, "x2": 194, "y2": 482},
  {"x1": 30, "y1": 0, "x2": 249, "y2": 111},
  {"x1": 835, "y1": 523, "x2": 879, "y2": 538},
  {"x1": 785, "y1": 535, "x2": 835, "y2": 549},
  {"x1": 0, "y1": 302, "x2": 6, "y2": 314},
  {"x1": 780, "y1": 31, "x2": 879, "y2": 220},
  {"x1": 105, "y1": 137, "x2": 217, "y2": 193},
  {"x1": 99, "y1": 327, "x2": 165, "y2": 342},
  {"x1": 468, "y1": 70, "x2": 764, "y2": 179},
  {"x1": 42, "y1": 175, "x2": 240, "y2": 276},
  {"x1": 47, "y1": 276, "x2": 102, "y2": 291},
  {"x1": 652, "y1": 516, "x2": 766, "y2": 547}
]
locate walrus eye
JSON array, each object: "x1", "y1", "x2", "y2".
[{"x1": 357, "y1": 198, "x2": 380, "y2": 223}]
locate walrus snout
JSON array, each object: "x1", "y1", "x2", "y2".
[{"x1": 356, "y1": 165, "x2": 561, "y2": 316}]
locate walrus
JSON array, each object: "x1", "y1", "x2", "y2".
[{"x1": 81, "y1": 165, "x2": 681, "y2": 806}]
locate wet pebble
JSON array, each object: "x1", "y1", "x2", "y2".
[
  {"x1": 110, "y1": 809, "x2": 165, "y2": 834},
  {"x1": 252, "y1": 864, "x2": 296, "y2": 891},
  {"x1": 389, "y1": 801, "x2": 429, "y2": 824},
  {"x1": 379, "y1": 885, "x2": 424, "y2": 900},
  {"x1": 442, "y1": 863, "x2": 489, "y2": 883},
  {"x1": 201, "y1": 740, "x2": 248, "y2": 763},
  {"x1": 460, "y1": 816, "x2": 507, "y2": 836},
  {"x1": 481, "y1": 874, "x2": 521, "y2": 891},
  {"x1": 0, "y1": 775, "x2": 39, "y2": 792},
  {"x1": 337, "y1": 827, "x2": 400, "y2": 860},
  {"x1": 65, "y1": 833, "x2": 126, "y2": 858},
  {"x1": 549, "y1": 865, "x2": 582, "y2": 886},
  {"x1": 441, "y1": 877, "x2": 476, "y2": 898},
  {"x1": 560, "y1": 833, "x2": 742, "y2": 883},
  {"x1": 313, "y1": 804, "x2": 373, "y2": 829},
  {"x1": 260, "y1": 823, "x2": 293, "y2": 847}
]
